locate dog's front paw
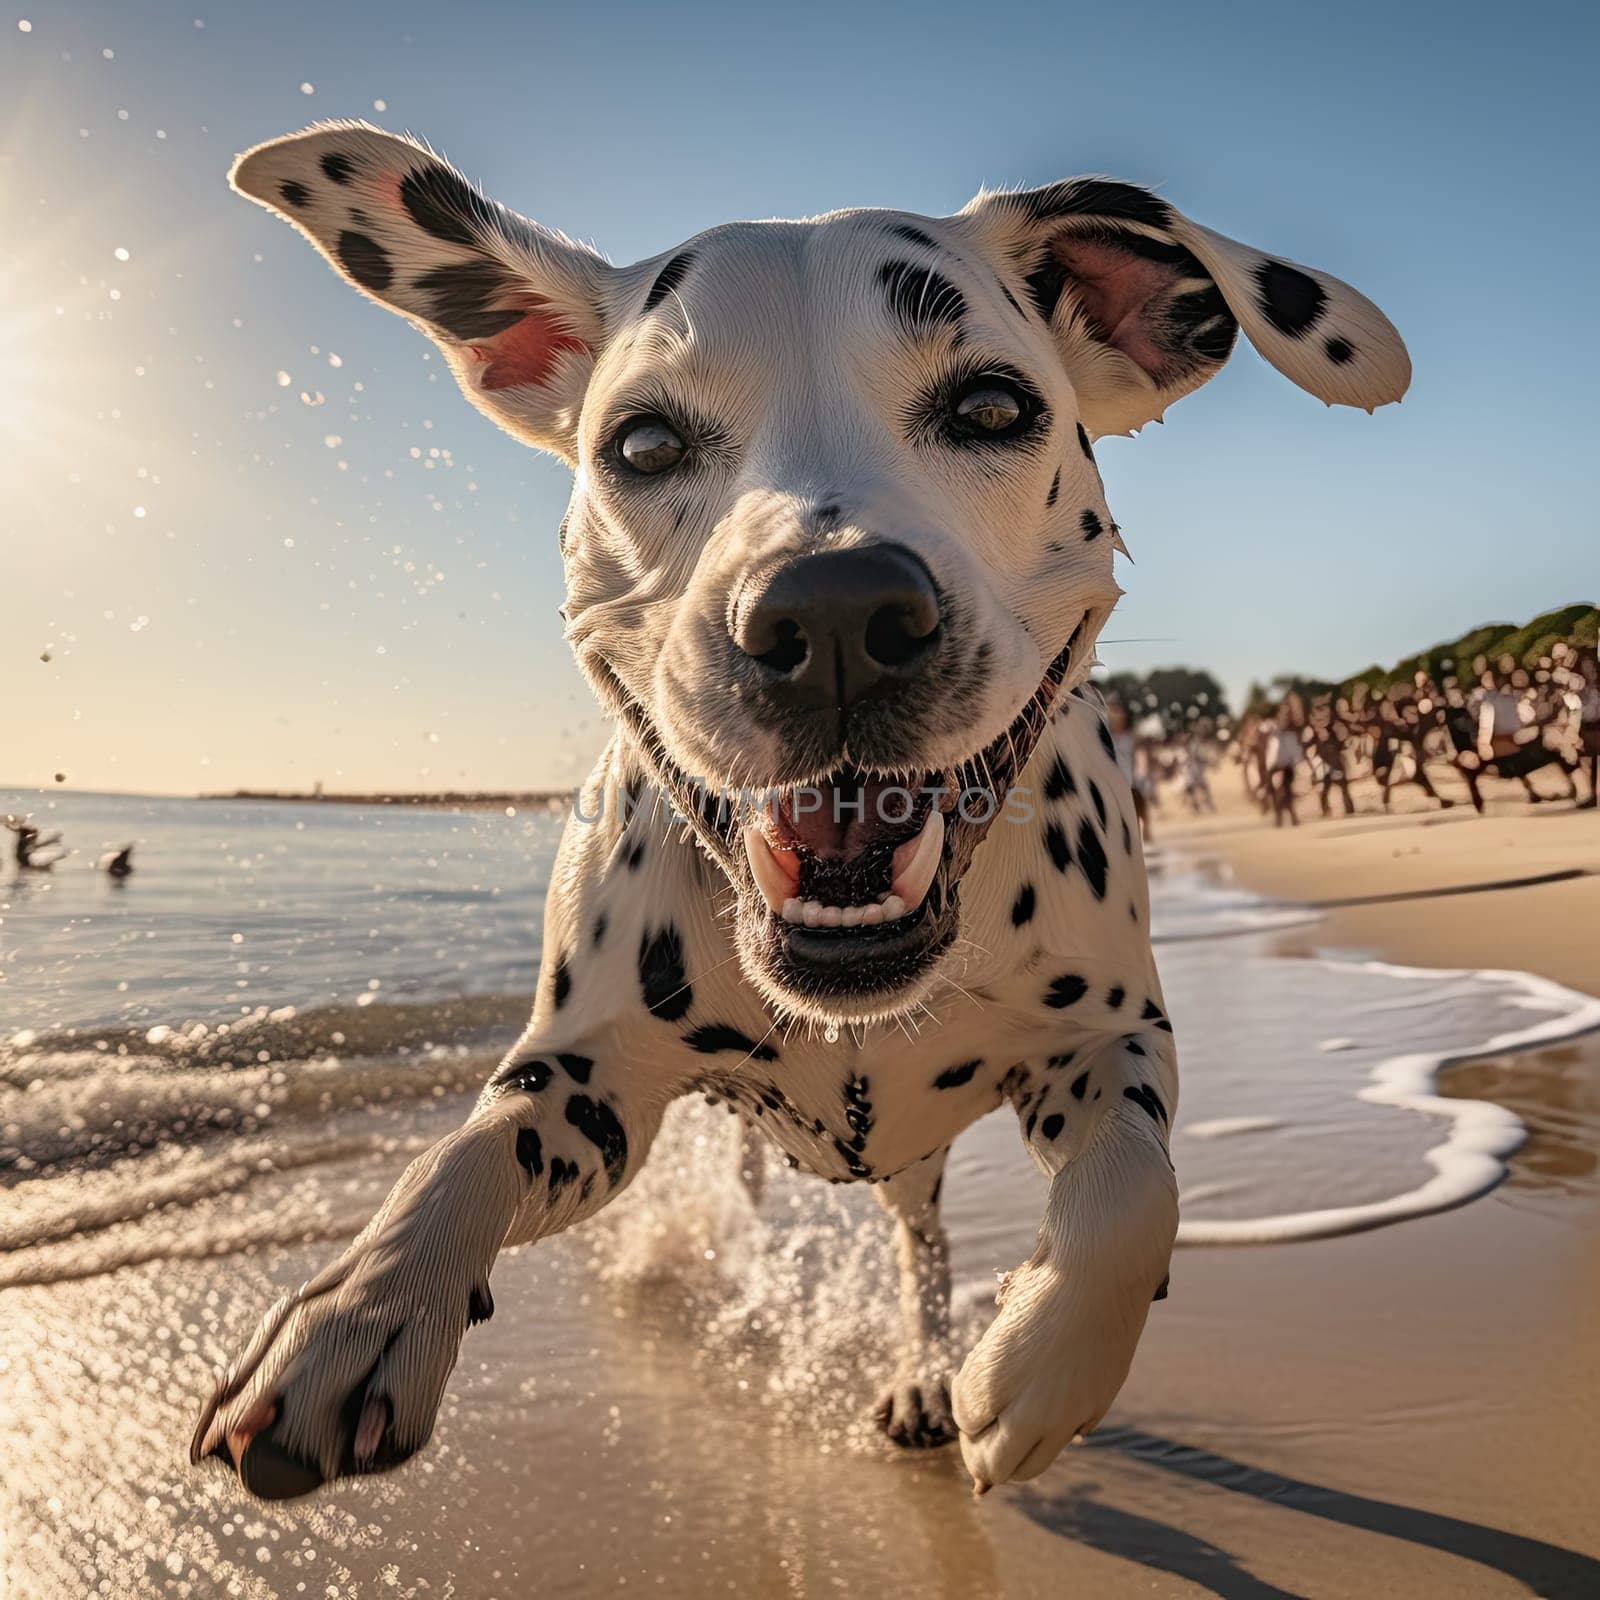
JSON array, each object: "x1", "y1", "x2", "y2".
[
  {"x1": 190, "y1": 1234, "x2": 490, "y2": 1499},
  {"x1": 872, "y1": 1372, "x2": 957, "y2": 1449},
  {"x1": 950, "y1": 1255, "x2": 1148, "y2": 1492}
]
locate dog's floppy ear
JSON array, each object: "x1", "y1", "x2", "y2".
[
  {"x1": 232, "y1": 122, "x2": 612, "y2": 461},
  {"x1": 958, "y1": 179, "x2": 1409, "y2": 438}
]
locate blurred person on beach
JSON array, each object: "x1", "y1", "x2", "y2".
[
  {"x1": 1307, "y1": 694, "x2": 1356, "y2": 818},
  {"x1": 1106, "y1": 696, "x2": 1154, "y2": 844},
  {"x1": 1264, "y1": 694, "x2": 1306, "y2": 828},
  {"x1": 6, "y1": 818, "x2": 66, "y2": 871}
]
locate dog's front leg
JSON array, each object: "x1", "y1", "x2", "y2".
[
  {"x1": 871, "y1": 1146, "x2": 957, "y2": 1448},
  {"x1": 952, "y1": 1030, "x2": 1178, "y2": 1493},
  {"x1": 191, "y1": 1032, "x2": 681, "y2": 1499}
]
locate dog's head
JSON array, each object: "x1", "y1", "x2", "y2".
[{"x1": 233, "y1": 124, "x2": 1408, "y2": 1023}]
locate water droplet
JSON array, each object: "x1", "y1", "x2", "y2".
[{"x1": 823, "y1": 1023, "x2": 839, "y2": 1044}]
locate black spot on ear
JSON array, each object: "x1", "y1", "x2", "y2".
[
  {"x1": 1089, "y1": 779, "x2": 1107, "y2": 828},
  {"x1": 1098, "y1": 718, "x2": 1117, "y2": 762},
  {"x1": 1044, "y1": 822, "x2": 1070, "y2": 873},
  {"x1": 1024, "y1": 256, "x2": 1068, "y2": 321},
  {"x1": 683, "y1": 1023, "x2": 778, "y2": 1061},
  {"x1": 1046, "y1": 469, "x2": 1061, "y2": 509},
  {"x1": 934, "y1": 1059, "x2": 981, "y2": 1089},
  {"x1": 1045, "y1": 973, "x2": 1088, "y2": 1009},
  {"x1": 557, "y1": 1052, "x2": 593, "y2": 1083},
  {"x1": 888, "y1": 222, "x2": 938, "y2": 249},
  {"x1": 514, "y1": 1128, "x2": 543, "y2": 1179},
  {"x1": 551, "y1": 953, "x2": 572, "y2": 1010},
  {"x1": 1012, "y1": 179, "x2": 1174, "y2": 231},
  {"x1": 1011, "y1": 884, "x2": 1036, "y2": 927},
  {"x1": 1124, "y1": 1083, "x2": 1167, "y2": 1126},
  {"x1": 879, "y1": 259, "x2": 967, "y2": 335},
  {"x1": 1070, "y1": 1070, "x2": 1089, "y2": 1099},
  {"x1": 1255, "y1": 259, "x2": 1328, "y2": 337},
  {"x1": 1171, "y1": 283, "x2": 1238, "y2": 364},
  {"x1": 400, "y1": 163, "x2": 489, "y2": 246},
  {"x1": 1076, "y1": 818, "x2": 1108, "y2": 899},
  {"x1": 643, "y1": 250, "x2": 695, "y2": 312},
  {"x1": 639, "y1": 926, "x2": 691, "y2": 1020},
  {"x1": 319, "y1": 151, "x2": 355, "y2": 186},
  {"x1": 1325, "y1": 336, "x2": 1354, "y2": 364},
  {"x1": 1040, "y1": 1113, "x2": 1065, "y2": 1142},
  {"x1": 414, "y1": 259, "x2": 524, "y2": 340},
  {"x1": 591, "y1": 912, "x2": 607, "y2": 947},
  {"x1": 279, "y1": 180, "x2": 311, "y2": 209},
  {"x1": 1107, "y1": 984, "x2": 1125, "y2": 1010},
  {"x1": 1076, "y1": 422, "x2": 1095, "y2": 463},
  {"x1": 566, "y1": 1094, "x2": 629, "y2": 1185},
  {"x1": 468, "y1": 1283, "x2": 496, "y2": 1323},
  {"x1": 336, "y1": 231, "x2": 392, "y2": 293},
  {"x1": 492, "y1": 1057, "x2": 553, "y2": 1096},
  {"x1": 1080, "y1": 509, "x2": 1103, "y2": 541},
  {"x1": 1044, "y1": 756, "x2": 1076, "y2": 801}
]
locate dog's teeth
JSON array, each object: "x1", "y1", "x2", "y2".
[
  {"x1": 880, "y1": 894, "x2": 907, "y2": 921},
  {"x1": 860, "y1": 903, "x2": 884, "y2": 926},
  {"x1": 841, "y1": 904, "x2": 866, "y2": 927},
  {"x1": 802, "y1": 900, "x2": 825, "y2": 928},
  {"x1": 781, "y1": 897, "x2": 804, "y2": 924},
  {"x1": 744, "y1": 825, "x2": 800, "y2": 913},
  {"x1": 889, "y1": 809, "x2": 945, "y2": 913},
  {"x1": 819, "y1": 905, "x2": 843, "y2": 928}
]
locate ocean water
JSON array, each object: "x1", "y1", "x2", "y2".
[{"x1": 3, "y1": 790, "x2": 1598, "y2": 1598}]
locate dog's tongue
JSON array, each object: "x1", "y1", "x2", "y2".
[{"x1": 773, "y1": 774, "x2": 916, "y2": 857}]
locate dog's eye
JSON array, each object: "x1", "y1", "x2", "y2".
[
  {"x1": 615, "y1": 417, "x2": 686, "y2": 474},
  {"x1": 950, "y1": 379, "x2": 1026, "y2": 436}
]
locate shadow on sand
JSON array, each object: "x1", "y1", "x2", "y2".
[{"x1": 1016, "y1": 1427, "x2": 1600, "y2": 1600}]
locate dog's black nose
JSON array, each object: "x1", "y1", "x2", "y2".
[{"x1": 732, "y1": 544, "x2": 942, "y2": 706}]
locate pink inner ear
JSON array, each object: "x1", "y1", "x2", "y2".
[
  {"x1": 1050, "y1": 236, "x2": 1176, "y2": 378},
  {"x1": 472, "y1": 303, "x2": 588, "y2": 391}
]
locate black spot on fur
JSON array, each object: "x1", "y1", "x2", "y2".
[
  {"x1": 1325, "y1": 336, "x2": 1354, "y2": 364},
  {"x1": 591, "y1": 912, "x2": 607, "y2": 947},
  {"x1": 1070, "y1": 1070, "x2": 1089, "y2": 1099},
  {"x1": 1046, "y1": 974, "x2": 1088, "y2": 1009},
  {"x1": 557, "y1": 1052, "x2": 593, "y2": 1083},
  {"x1": 279, "y1": 180, "x2": 311, "y2": 209},
  {"x1": 413, "y1": 259, "x2": 523, "y2": 341},
  {"x1": 1000, "y1": 282, "x2": 1026, "y2": 316},
  {"x1": 1077, "y1": 422, "x2": 1095, "y2": 462},
  {"x1": 627, "y1": 838, "x2": 647, "y2": 872},
  {"x1": 1012, "y1": 179, "x2": 1173, "y2": 231},
  {"x1": 551, "y1": 954, "x2": 572, "y2": 1010},
  {"x1": 400, "y1": 163, "x2": 488, "y2": 247},
  {"x1": 319, "y1": 151, "x2": 355, "y2": 186},
  {"x1": 1098, "y1": 718, "x2": 1117, "y2": 762},
  {"x1": 1024, "y1": 255, "x2": 1069, "y2": 321},
  {"x1": 548, "y1": 1155, "x2": 578, "y2": 1194},
  {"x1": 1141, "y1": 998, "x2": 1164, "y2": 1021},
  {"x1": 1255, "y1": 259, "x2": 1328, "y2": 337},
  {"x1": 566, "y1": 1094, "x2": 629, "y2": 1185},
  {"x1": 493, "y1": 1057, "x2": 553, "y2": 1096},
  {"x1": 1046, "y1": 468, "x2": 1061, "y2": 508},
  {"x1": 639, "y1": 926, "x2": 692, "y2": 1020},
  {"x1": 1044, "y1": 756, "x2": 1077, "y2": 801},
  {"x1": 1122, "y1": 816, "x2": 1133, "y2": 854},
  {"x1": 1044, "y1": 822, "x2": 1070, "y2": 873},
  {"x1": 1153, "y1": 1273, "x2": 1170, "y2": 1302},
  {"x1": 643, "y1": 250, "x2": 695, "y2": 312},
  {"x1": 683, "y1": 1023, "x2": 778, "y2": 1062},
  {"x1": 888, "y1": 222, "x2": 938, "y2": 249},
  {"x1": 1080, "y1": 509, "x2": 1103, "y2": 541},
  {"x1": 1089, "y1": 779, "x2": 1107, "y2": 828},
  {"x1": 514, "y1": 1127, "x2": 543, "y2": 1178},
  {"x1": 468, "y1": 1283, "x2": 496, "y2": 1324},
  {"x1": 1107, "y1": 984, "x2": 1126, "y2": 1009},
  {"x1": 879, "y1": 259, "x2": 967, "y2": 335},
  {"x1": 1076, "y1": 818, "x2": 1108, "y2": 900},
  {"x1": 1041, "y1": 1113, "x2": 1065, "y2": 1142},
  {"x1": 336, "y1": 231, "x2": 392, "y2": 293},
  {"x1": 1124, "y1": 1083, "x2": 1167, "y2": 1126},
  {"x1": 934, "y1": 1059, "x2": 981, "y2": 1090},
  {"x1": 1011, "y1": 884, "x2": 1036, "y2": 926},
  {"x1": 1127, "y1": 1039, "x2": 1146, "y2": 1056},
  {"x1": 1048, "y1": 1050, "x2": 1076, "y2": 1070}
]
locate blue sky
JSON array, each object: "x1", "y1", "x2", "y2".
[{"x1": 3, "y1": 0, "x2": 1595, "y2": 794}]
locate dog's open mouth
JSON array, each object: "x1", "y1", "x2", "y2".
[{"x1": 743, "y1": 773, "x2": 949, "y2": 930}]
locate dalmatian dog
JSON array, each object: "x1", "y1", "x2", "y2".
[{"x1": 192, "y1": 123, "x2": 1409, "y2": 1500}]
